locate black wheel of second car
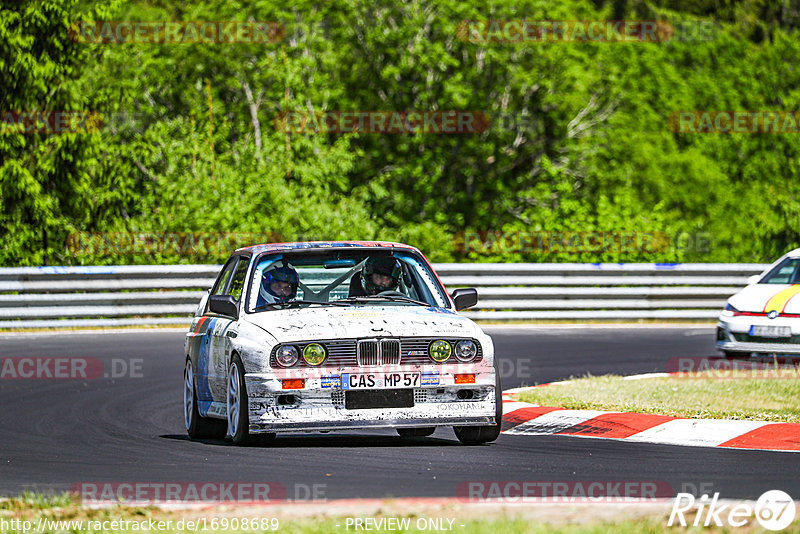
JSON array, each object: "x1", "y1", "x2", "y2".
[{"x1": 397, "y1": 427, "x2": 436, "y2": 438}]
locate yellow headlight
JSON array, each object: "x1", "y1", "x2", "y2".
[
  {"x1": 429, "y1": 340, "x2": 452, "y2": 362},
  {"x1": 303, "y1": 343, "x2": 326, "y2": 366}
]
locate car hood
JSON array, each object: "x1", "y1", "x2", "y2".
[
  {"x1": 243, "y1": 305, "x2": 482, "y2": 342},
  {"x1": 729, "y1": 283, "x2": 800, "y2": 313}
]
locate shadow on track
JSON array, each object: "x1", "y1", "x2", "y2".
[{"x1": 160, "y1": 434, "x2": 465, "y2": 448}]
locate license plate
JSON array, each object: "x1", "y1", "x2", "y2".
[
  {"x1": 749, "y1": 325, "x2": 792, "y2": 338},
  {"x1": 341, "y1": 372, "x2": 420, "y2": 390},
  {"x1": 345, "y1": 389, "x2": 414, "y2": 410}
]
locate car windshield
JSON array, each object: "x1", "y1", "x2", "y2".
[
  {"x1": 245, "y1": 249, "x2": 449, "y2": 312},
  {"x1": 760, "y1": 258, "x2": 800, "y2": 284}
]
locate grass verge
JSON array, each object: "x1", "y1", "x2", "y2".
[{"x1": 517, "y1": 370, "x2": 800, "y2": 423}]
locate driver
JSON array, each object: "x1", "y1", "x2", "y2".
[
  {"x1": 359, "y1": 256, "x2": 402, "y2": 295},
  {"x1": 257, "y1": 265, "x2": 299, "y2": 307}
]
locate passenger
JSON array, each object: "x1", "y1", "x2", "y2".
[{"x1": 349, "y1": 256, "x2": 402, "y2": 297}]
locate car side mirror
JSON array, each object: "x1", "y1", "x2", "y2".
[
  {"x1": 451, "y1": 288, "x2": 478, "y2": 311},
  {"x1": 208, "y1": 294, "x2": 238, "y2": 318},
  {"x1": 746, "y1": 275, "x2": 760, "y2": 285}
]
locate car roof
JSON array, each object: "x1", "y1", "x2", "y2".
[
  {"x1": 787, "y1": 247, "x2": 800, "y2": 258},
  {"x1": 235, "y1": 240, "x2": 421, "y2": 255}
]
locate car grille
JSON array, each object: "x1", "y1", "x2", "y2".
[
  {"x1": 357, "y1": 339, "x2": 400, "y2": 366},
  {"x1": 270, "y1": 337, "x2": 483, "y2": 368},
  {"x1": 357, "y1": 339, "x2": 378, "y2": 366}
]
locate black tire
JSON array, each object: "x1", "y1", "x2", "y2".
[
  {"x1": 184, "y1": 359, "x2": 226, "y2": 440},
  {"x1": 397, "y1": 427, "x2": 436, "y2": 438},
  {"x1": 722, "y1": 350, "x2": 741, "y2": 359},
  {"x1": 227, "y1": 354, "x2": 276, "y2": 446},
  {"x1": 453, "y1": 357, "x2": 503, "y2": 445}
]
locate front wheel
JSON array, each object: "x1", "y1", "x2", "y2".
[
  {"x1": 227, "y1": 355, "x2": 275, "y2": 446},
  {"x1": 184, "y1": 359, "x2": 225, "y2": 439},
  {"x1": 454, "y1": 359, "x2": 503, "y2": 445}
]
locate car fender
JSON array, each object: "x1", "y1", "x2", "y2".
[{"x1": 230, "y1": 321, "x2": 278, "y2": 375}]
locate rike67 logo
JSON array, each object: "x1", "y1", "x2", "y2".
[{"x1": 669, "y1": 490, "x2": 796, "y2": 531}]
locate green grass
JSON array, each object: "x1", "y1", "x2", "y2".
[
  {"x1": 0, "y1": 492, "x2": 75, "y2": 511},
  {"x1": 517, "y1": 371, "x2": 800, "y2": 423}
]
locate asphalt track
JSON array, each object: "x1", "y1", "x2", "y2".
[{"x1": 1, "y1": 326, "x2": 798, "y2": 501}]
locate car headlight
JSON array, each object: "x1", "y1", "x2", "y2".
[
  {"x1": 722, "y1": 303, "x2": 738, "y2": 317},
  {"x1": 454, "y1": 340, "x2": 478, "y2": 362},
  {"x1": 275, "y1": 345, "x2": 299, "y2": 367},
  {"x1": 302, "y1": 343, "x2": 326, "y2": 366},
  {"x1": 429, "y1": 340, "x2": 452, "y2": 362}
]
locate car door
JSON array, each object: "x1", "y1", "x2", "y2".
[
  {"x1": 208, "y1": 255, "x2": 250, "y2": 404},
  {"x1": 194, "y1": 256, "x2": 238, "y2": 415}
]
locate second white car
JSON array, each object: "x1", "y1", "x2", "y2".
[{"x1": 717, "y1": 248, "x2": 800, "y2": 357}]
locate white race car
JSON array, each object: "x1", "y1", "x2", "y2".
[
  {"x1": 183, "y1": 241, "x2": 501, "y2": 446},
  {"x1": 717, "y1": 247, "x2": 800, "y2": 357}
]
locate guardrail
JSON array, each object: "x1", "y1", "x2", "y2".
[{"x1": 0, "y1": 263, "x2": 769, "y2": 328}]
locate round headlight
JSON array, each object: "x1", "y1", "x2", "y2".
[
  {"x1": 429, "y1": 340, "x2": 452, "y2": 362},
  {"x1": 275, "y1": 345, "x2": 299, "y2": 367},
  {"x1": 455, "y1": 340, "x2": 478, "y2": 362},
  {"x1": 303, "y1": 343, "x2": 326, "y2": 366}
]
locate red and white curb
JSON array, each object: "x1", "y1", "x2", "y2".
[{"x1": 500, "y1": 383, "x2": 800, "y2": 453}]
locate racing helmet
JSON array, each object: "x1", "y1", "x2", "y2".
[
  {"x1": 361, "y1": 256, "x2": 402, "y2": 295},
  {"x1": 262, "y1": 265, "x2": 299, "y2": 301}
]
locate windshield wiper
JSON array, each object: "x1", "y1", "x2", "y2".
[
  {"x1": 337, "y1": 296, "x2": 431, "y2": 307},
  {"x1": 252, "y1": 300, "x2": 349, "y2": 312}
]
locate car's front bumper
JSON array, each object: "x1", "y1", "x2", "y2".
[
  {"x1": 243, "y1": 363, "x2": 497, "y2": 433},
  {"x1": 716, "y1": 314, "x2": 800, "y2": 355}
]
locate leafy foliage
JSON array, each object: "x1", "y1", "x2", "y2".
[{"x1": 2, "y1": 0, "x2": 798, "y2": 265}]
